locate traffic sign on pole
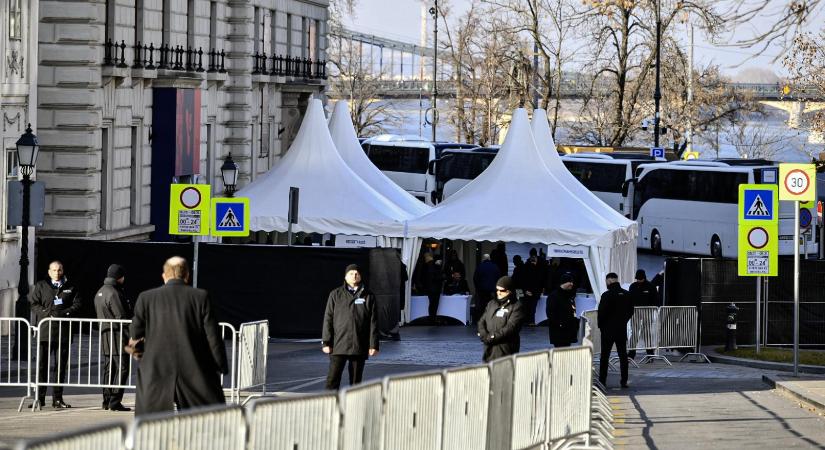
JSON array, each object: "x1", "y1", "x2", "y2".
[
  {"x1": 211, "y1": 197, "x2": 250, "y2": 237},
  {"x1": 169, "y1": 184, "x2": 211, "y2": 235},
  {"x1": 779, "y1": 163, "x2": 815, "y2": 201},
  {"x1": 650, "y1": 147, "x2": 665, "y2": 158},
  {"x1": 738, "y1": 184, "x2": 778, "y2": 277}
]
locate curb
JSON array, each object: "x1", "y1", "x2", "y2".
[
  {"x1": 704, "y1": 348, "x2": 825, "y2": 375},
  {"x1": 762, "y1": 374, "x2": 825, "y2": 414}
]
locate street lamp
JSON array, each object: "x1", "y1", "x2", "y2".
[
  {"x1": 429, "y1": 0, "x2": 438, "y2": 142},
  {"x1": 15, "y1": 124, "x2": 38, "y2": 316},
  {"x1": 220, "y1": 152, "x2": 238, "y2": 197}
]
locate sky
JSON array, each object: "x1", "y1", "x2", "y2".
[{"x1": 341, "y1": 0, "x2": 823, "y2": 80}]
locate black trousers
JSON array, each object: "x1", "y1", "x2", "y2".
[
  {"x1": 325, "y1": 355, "x2": 367, "y2": 390},
  {"x1": 599, "y1": 331, "x2": 628, "y2": 386},
  {"x1": 427, "y1": 292, "x2": 440, "y2": 318},
  {"x1": 522, "y1": 293, "x2": 539, "y2": 324},
  {"x1": 37, "y1": 340, "x2": 69, "y2": 399},
  {"x1": 102, "y1": 352, "x2": 130, "y2": 406}
]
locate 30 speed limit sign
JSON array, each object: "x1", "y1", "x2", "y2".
[{"x1": 779, "y1": 164, "x2": 816, "y2": 201}]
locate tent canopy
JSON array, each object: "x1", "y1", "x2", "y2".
[
  {"x1": 328, "y1": 100, "x2": 431, "y2": 217},
  {"x1": 237, "y1": 99, "x2": 410, "y2": 237}
]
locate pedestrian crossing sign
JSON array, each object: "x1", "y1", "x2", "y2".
[
  {"x1": 742, "y1": 187, "x2": 775, "y2": 221},
  {"x1": 211, "y1": 197, "x2": 250, "y2": 237}
]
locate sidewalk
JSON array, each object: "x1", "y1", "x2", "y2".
[{"x1": 763, "y1": 374, "x2": 825, "y2": 416}]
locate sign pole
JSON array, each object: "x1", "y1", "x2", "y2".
[
  {"x1": 794, "y1": 199, "x2": 800, "y2": 377},
  {"x1": 755, "y1": 276, "x2": 761, "y2": 354}
]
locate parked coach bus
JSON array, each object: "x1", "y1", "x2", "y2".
[
  {"x1": 362, "y1": 136, "x2": 478, "y2": 205},
  {"x1": 431, "y1": 147, "x2": 499, "y2": 203},
  {"x1": 627, "y1": 159, "x2": 817, "y2": 258}
]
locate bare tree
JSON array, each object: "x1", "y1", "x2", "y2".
[
  {"x1": 723, "y1": 0, "x2": 824, "y2": 59},
  {"x1": 784, "y1": 30, "x2": 825, "y2": 134},
  {"x1": 722, "y1": 121, "x2": 794, "y2": 160}
]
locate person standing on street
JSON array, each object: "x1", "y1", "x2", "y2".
[
  {"x1": 94, "y1": 264, "x2": 132, "y2": 412},
  {"x1": 322, "y1": 264, "x2": 379, "y2": 390},
  {"x1": 598, "y1": 273, "x2": 634, "y2": 388},
  {"x1": 628, "y1": 269, "x2": 659, "y2": 358},
  {"x1": 418, "y1": 253, "x2": 444, "y2": 323},
  {"x1": 490, "y1": 242, "x2": 509, "y2": 277},
  {"x1": 29, "y1": 261, "x2": 82, "y2": 408},
  {"x1": 478, "y1": 276, "x2": 524, "y2": 362},
  {"x1": 521, "y1": 251, "x2": 546, "y2": 325},
  {"x1": 546, "y1": 273, "x2": 578, "y2": 348},
  {"x1": 472, "y1": 254, "x2": 500, "y2": 324},
  {"x1": 128, "y1": 257, "x2": 228, "y2": 415}
]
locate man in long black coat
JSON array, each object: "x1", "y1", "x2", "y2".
[
  {"x1": 598, "y1": 273, "x2": 634, "y2": 388},
  {"x1": 478, "y1": 276, "x2": 524, "y2": 362},
  {"x1": 322, "y1": 264, "x2": 379, "y2": 390},
  {"x1": 94, "y1": 264, "x2": 132, "y2": 411},
  {"x1": 546, "y1": 272, "x2": 578, "y2": 348},
  {"x1": 129, "y1": 257, "x2": 228, "y2": 415},
  {"x1": 29, "y1": 260, "x2": 82, "y2": 408}
]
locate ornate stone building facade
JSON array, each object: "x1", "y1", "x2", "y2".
[
  {"x1": 36, "y1": 0, "x2": 328, "y2": 241},
  {"x1": 1, "y1": 0, "x2": 38, "y2": 316}
]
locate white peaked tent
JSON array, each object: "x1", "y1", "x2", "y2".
[
  {"x1": 237, "y1": 98, "x2": 411, "y2": 237},
  {"x1": 405, "y1": 108, "x2": 638, "y2": 298},
  {"x1": 531, "y1": 108, "x2": 638, "y2": 284},
  {"x1": 328, "y1": 100, "x2": 431, "y2": 217}
]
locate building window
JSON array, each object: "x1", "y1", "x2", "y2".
[
  {"x1": 100, "y1": 127, "x2": 112, "y2": 231},
  {"x1": 263, "y1": 12, "x2": 271, "y2": 55},
  {"x1": 135, "y1": 0, "x2": 144, "y2": 44},
  {"x1": 309, "y1": 20, "x2": 318, "y2": 60},
  {"x1": 187, "y1": 0, "x2": 195, "y2": 50},
  {"x1": 209, "y1": 1, "x2": 217, "y2": 51},
  {"x1": 130, "y1": 125, "x2": 142, "y2": 226},
  {"x1": 205, "y1": 123, "x2": 214, "y2": 193},
  {"x1": 4, "y1": 149, "x2": 19, "y2": 231},
  {"x1": 301, "y1": 17, "x2": 308, "y2": 58},
  {"x1": 270, "y1": 9, "x2": 277, "y2": 55},
  {"x1": 162, "y1": 0, "x2": 170, "y2": 45},
  {"x1": 8, "y1": 0, "x2": 22, "y2": 39},
  {"x1": 105, "y1": 0, "x2": 115, "y2": 43},
  {"x1": 253, "y1": 7, "x2": 261, "y2": 54},
  {"x1": 286, "y1": 13, "x2": 292, "y2": 56}
]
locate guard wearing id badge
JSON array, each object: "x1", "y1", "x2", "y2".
[
  {"x1": 321, "y1": 264, "x2": 379, "y2": 390},
  {"x1": 28, "y1": 261, "x2": 82, "y2": 409},
  {"x1": 477, "y1": 276, "x2": 525, "y2": 362}
]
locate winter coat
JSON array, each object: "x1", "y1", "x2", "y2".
[
  {"x1": 546, "y1": 287, "x2": 578, "y2": 346},
  {"x1": 443, "y1": 279, "x2": 470, "y2": 296},
  {"x1": 29, "y1": 278, "x2": 82, "y2": 342},
  {"x1": 130, "y1": 279, "x2": 228, "y2": 415},
  {"x1": 629, "y1": 280, "x2": 660, "y2": 307},
  {"x1": 322, "y1": 283, "x2": 379, "y2": 356},
  {"x1": 473, "y1": 260, "x2": 501, "y2": 293},
  {"x1": 94, "y1": 277, "x2": 132, "y2": 354},
  {"x1": 477, "y1": 295, "x2": 524, "y2": 362},
  {"x1": 598, "y1": 283, "x2": 634, "y2": 337},
  {"x1": 418, "y1": 261, "x2": 444, "y2": 295}
]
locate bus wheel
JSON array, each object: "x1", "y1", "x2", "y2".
[
  {"x1": 711, "y1": 236, "x2": 723, "y2": 258},
  {"x1": 651, "y1": 230, "x2": 662, "y2": 255}
]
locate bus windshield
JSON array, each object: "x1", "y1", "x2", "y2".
[{"x1": 366, "y1": 145, "x2": 430, "y2": 174}]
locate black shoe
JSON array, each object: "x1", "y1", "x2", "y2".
[
  {"x1": 102, "y1": 402, "x2": 109, "y2": 410},
  {"x1": 109, "y1": 403, "x2": 131, "y2": 412},
  {"x1": 621, "y1": 382, "x2": 629, "y2": 389},
  {"x1": 52, "y1": 400, "x2": 71, "y2": 409}
]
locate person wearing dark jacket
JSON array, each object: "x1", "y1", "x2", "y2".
[
  {"x1": 478, "y1": 276, "x2": 525, "y2": 362},
  {"x1": 29, "y1": 261, "x2": 82, "y2": 409},
  {"x1": 443, "y1": 271, "x2": 470, "y2": 296},
  {"x1": 628, "y1": 269, "x2": 659, "y2": 358},
  {"x1": 520, "y1": 253, "x2": 546, "y2": 325},
  {"x1": 418, "y1": 253, "x2": 444, "y2": 322},
  {"x1": 322, "y1": 264, "x2": 379, "y2": 390},
  {"x1": 472, "y1": 254, "x2": 500, "y2": 323},
  {"x1": 490, "y1": 242, "x2": 509, "y2": 277},
  {"x1": 546, "y1": 273, "x2": 578, "y2": 347},
  {"x1": 128, "y1": 257, "x2": 228, "y2": 415},
  {"x1": 598, "y1": 273, "x2": 634, "y2": 388},
  {"x1": 443, "y1": 249, "x2": 466, "y2": 280},
  {"x1": 94, "y1": 264, "x2": 132, "y2": 412}
]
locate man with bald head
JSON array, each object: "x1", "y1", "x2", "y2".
[{"x1": 128, "y1": 256, "x2": 228, "y2": 414}]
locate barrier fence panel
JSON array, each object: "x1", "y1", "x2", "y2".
[
  {"x1": 247, "y1": 393, "x2": 339, "y2": 450},
  {"x1": 33, "y1": 318, "x2": 135, "y2": 407},
  {"x1": 382, "y1": 371, "x2": 444, "y2": 450},
  {"x1": 486, "y1": 356, "x2": 515, "y2": 450},
  {"x1": 237, "y1": 320, "x2": 269, "y2": 397},
  {"x1": 441, "y1": 365, "x2": 490, "y2": 450},
  {"x1": 129, "y1": 404, "x2": 246, "y2": 450},
  {"x1": 581, "y1": 311, "x2": 601, "y2": 358},
  {"x1": 628, "y1": 307, "x2": 658, "y2": 352},
  {"x1": 1, "y1": 318, "x2": 34, "y2": 409},
  {"x1": 218, "y1": 322, "x2": 238, "y2": 403},
  {"x1": 510, "y1": 351, "x2": 551, "y2": 450},
  {"x1": 549, "y1": 347, "x2": 592, "y2": 445},
  {"x1": 658, "y1": 306, "x2": 710, "y2": 363},
  {"x1": 15, "y1": 423, "x2": 125, "y2": 450},
  {"x1": 339, "y1": 381, "x2": 383, "y2": 450}
]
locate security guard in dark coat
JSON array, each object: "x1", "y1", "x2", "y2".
[
  {"x1": 94, "y1": 264, "x2": 132, "y2": 411},
  {"x1": 628, "y1": 269, "x2": 659, "y2": 358},
  {"x1": 478, "y1": 276, "x2": 525, "y2": 362},
  {"x1": 129, "y1": 257, "x2": 228, "y2": 415},
  {"x1": 29, "y1": 261, "x2": 82, "y2": 408},
  {"x1": 322, "y1": 264, "x2": 379, "y2": 390},
  {"x1": 546, "y1": 272, "x2": 578, "y2": 348},
  {"x1": 598, "y1": 273, "x2": 634, "y2": 388}
]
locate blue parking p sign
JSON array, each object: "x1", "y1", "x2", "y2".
[
  {"x1": 211, "y1": 197, "x2": 250, "y2": 237},
  {"x1": 742, "y1": 188, "x2": 774, "y2": 221},
  {"x1": 650, "y1": 147, "x2": 665, "y2": 158}
]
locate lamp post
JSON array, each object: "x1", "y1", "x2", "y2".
[
  {"x1": 15, "y1": 124, "x2": 39, "y2": 316},
  {"x1": 653, "y1": 0, "x2": 662, "y2": 148},
  {"x1": 220, "y1": 152, "x2": 239, "y2": 197},
  {"x1": 429, "y1": 0, "x2": 438, "y2": 142}
]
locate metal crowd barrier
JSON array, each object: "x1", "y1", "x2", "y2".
[
  {"x1": 441, "y1": 365, "x2": 490, "y2": 450},
  {"x1": 1, "y1": 318, "x2": 34, "y2": 411},
  {"x1": 382, "y1": 371, "x2": 444, "y2": 450},
  {"x1": 486, "y1": 356, "x2": 515, "y2": 450},
  {"x1": 630, "y1": 307, "x2": 668, "y2": 366},
  {"x1": 236, "y1": 320, "x2": 269, "y2": 401},
  {"x1": 659, "y1": 306, "x2": 710, "y2": 363},
  {"x1": 511, "y1": 350, "x2": 551, "y2": 450},
  {"x1": 549, "y1": 347, "x2": 593, "y2": 446},
  {"x1": 339, "y1": 381, "x2": 383, "y2": 450},
  {"x1": 219, "y1": 322, "x2": 238, "y2": 403},
  {"x1": 247, "y1": 393, "x2": 340, "y2": 450},
  {"x1": 15, "y1": 423, "x2": 125, "y2": 450},
  {"x1": 128, "y1": 404, "x2": 246, "y2": 450}
]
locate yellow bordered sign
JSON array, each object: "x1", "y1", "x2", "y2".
[
  {"x1": 779, "y1": 163, "x2": 815, "y2": 202},
  {"x1": 211, "y1": 197, "x2": 250, "y2": 237},
  {"x1": 169, "y1": 184, "x2": 211, "y2": 236},
  {"x1": 738, "y1": 184, "x2": 778, "y2": 277}
]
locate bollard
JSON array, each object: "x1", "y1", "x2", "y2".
[{"x1": 725, "y1": 303, "x2": 738, "y2": 351}]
